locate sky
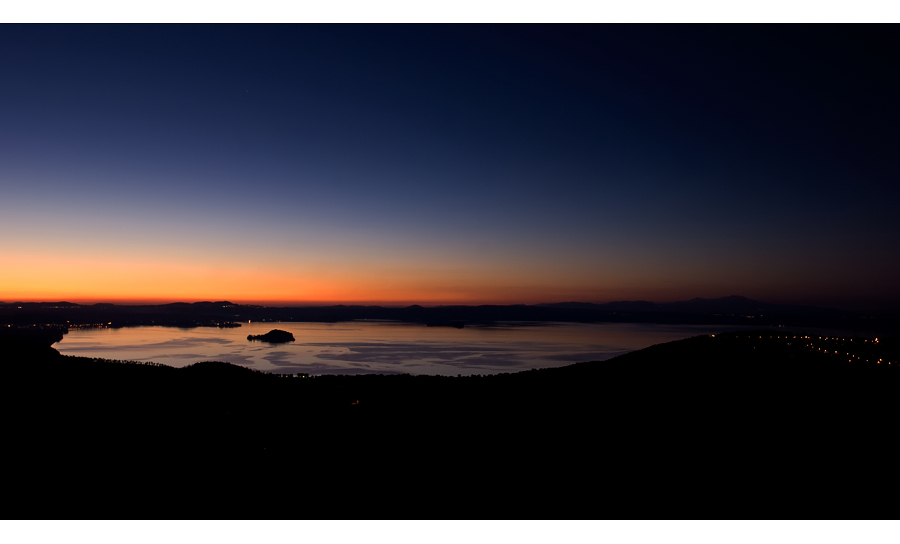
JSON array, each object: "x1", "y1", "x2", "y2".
[{"x1": 1, "y1": 24, "x2": 898, "y2": 309}]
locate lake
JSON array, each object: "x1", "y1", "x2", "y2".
[{"x1": 53, "y1": 321, "x2": 757, "y2": 375}]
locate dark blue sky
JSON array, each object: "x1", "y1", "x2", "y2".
[{"x1": 1, "y1": 25, "x2": 898, "y2": 308}]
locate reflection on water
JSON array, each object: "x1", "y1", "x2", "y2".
[{"x1": 54, "y1": 321, "x2": 753, "y2": 375}]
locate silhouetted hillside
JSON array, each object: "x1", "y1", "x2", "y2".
[
  {"x1": 0, "y1": 325, "x2": 65, "y2": 359},
  {"x1": 538, "y1": 295, "x2": 850, "y2": 316},
  {"x1": 2, "y1": 326, "x2": 899, "y2": 518}
]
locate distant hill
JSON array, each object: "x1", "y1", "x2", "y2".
[
  {"x1": 538, "y1": 295, "x2": 847, "y2": 316},
  {"x1": 538, "y1": 300, "x2": 661, "y2": 312},
  {"x1": 0, "y1": 296, "x2": 893, "y2": 333}
]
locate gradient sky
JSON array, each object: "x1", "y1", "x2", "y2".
[{"x1": 1, "y1": 25, "x2": 898, "y2": 309}]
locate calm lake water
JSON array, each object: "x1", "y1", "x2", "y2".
[{"x1": 54, "y1": 321, "x2": 755, "y2": 376}]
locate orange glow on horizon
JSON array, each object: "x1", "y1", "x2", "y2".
[
  {"x1": 0, "y1": 249, "x2": 831, "y2": 307},
  {"x1": 0, "y1": 251, "x2": 648, "y2": 306}
]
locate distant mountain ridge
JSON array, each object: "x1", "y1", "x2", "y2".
[
  {"x1": 2, "y1": 295, "x2": 891, "y2": 334},
  {"x1": 0, "y1": 296, "x2": 853, "y2": 315},
  {"x1": 538, "y1": 295, "x2": 847, "y2": 316}
]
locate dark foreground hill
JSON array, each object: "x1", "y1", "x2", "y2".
[{"x1": 2, "y1": 329, "x2": 899, "y2": 518}]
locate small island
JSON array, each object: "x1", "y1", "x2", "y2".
[{"x1": 247, "y1": 329, "x2": 295, "y2": 343}]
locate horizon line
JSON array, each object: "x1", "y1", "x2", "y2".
[
  {"x1": 0, "y1": 294, "x2": 818, "y2": 308},
  {"x1": 3, "y1": 294, "x2": 898, "y2": 310}
]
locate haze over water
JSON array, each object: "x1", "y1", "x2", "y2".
[{"x1": 54, "y1": 321, "x2": 755, "y2": 375}]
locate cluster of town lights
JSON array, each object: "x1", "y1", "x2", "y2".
[{"x1": 713, "y1": 333, "x2": 893, "y2": 366}]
